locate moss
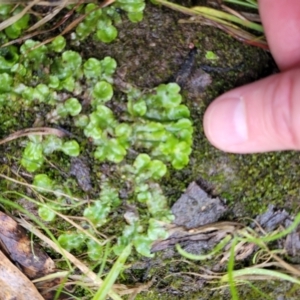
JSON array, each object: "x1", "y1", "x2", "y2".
[
  {"x1": 286, "y1": 283, "x2": 300, "y2": 298},
  {"x1": 188, "y1": 129, "x2": 300, "y2": 217}
]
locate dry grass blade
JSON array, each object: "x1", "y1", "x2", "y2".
[
  {"x1": 155, "y1": 0, "x2": 268, "y2": 50},
  {"x1": 192, "y1": 6, "x2": 263, "y2": 32},
  {"x1": 1, "y1": 0, "x2": 115, "y2": 48},
  {"x1": 221, "y1": 4, "x2": 248, "y2": 20},
  {"x1": 219, "y1": 24, "x2": 267, "y2": 49},
  {"x1": 180, "y1": 16, "x2": 268, "y2": 49},
  {"x1": 0, "y1": 127, "x2": 67, "y2": 146},
  {"x1": 269, "y1": 251, "x2": 300, "y2": 277},
  {"x1": 18, "y1": 218, "x2": 125, "y2": 300},
  {"x1": 240, "y1": 12, "x2": 260, "y2": 22},
  {"x1": 117, "y1": 277, "x2": 156, "y2": 296},
  {"x1": 23, "y1": 0, "x2": 115, "y2": 48},
  {"x1": 0, "y1": 0, "x2": 41, "y2": 31},
  {"x1": 0, "y1": 0, "x2": 96, "y2": 6},
  {"x1": 1, "y1": 0, "x2": 80, "y2": 47},
  {"x1": 32, "y1": 271, "x2": 70, "y2": 283},
  {"x1": 164, "y1": 271, "x2": 223, "y2": 280},
  {"x1": 26, "y1": 0, "x2": 68, "y2": 32},
  {"x1": 49, "y1": 209, "x2": 110, "y2": 248},
  {"x1": 58, "y1": 0, "x2": 114, "y2": 34},
  {"x1": 0, "y1": 173, "x2": 87, "y2": 202}
]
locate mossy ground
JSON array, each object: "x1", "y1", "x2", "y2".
[{"x1": 1, "y1": 2, "x2": 300, "y2": 299}]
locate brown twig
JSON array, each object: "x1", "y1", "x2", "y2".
[{"x1": 0, "y1": 127, "x2": 67, "y2": 146}]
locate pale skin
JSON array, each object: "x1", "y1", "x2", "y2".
[{"x1": 203, "y1": 0, "x2": 300, "y2": 153}]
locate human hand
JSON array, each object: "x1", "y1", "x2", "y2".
[{"x1": 203, "y1": 0, "x2": 300, "y2": 153}]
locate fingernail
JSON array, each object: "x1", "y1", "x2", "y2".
[{"x1": 204, "y1": 97, "x2": 248, "y2": 149}]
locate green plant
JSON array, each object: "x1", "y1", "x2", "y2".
[
  {"x1": 112, "y1": 154, "x2": 172, "y2": 257},
  {"x1": 21, "y1": 135, "x2": 80, "y2": 172},
  {"x1": 0, "y1": 0, "x2": 146, "y2": 45},
  {"x1": 0, "y1": 16, "x2": 191, "y2": 295},
  {"x1": 74, "y1": 1, "x2": 145, "y2": 43},
  {"x1": 4, "y1": 6, "x2": 30, "y2": 39},
  {"x1": 84, "y1": 181, "x2": 121, "y2": 227},
  {"x1": 0, "y1": 36, "x2": 192, "y2": 260}
]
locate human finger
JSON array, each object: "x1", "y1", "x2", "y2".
[
  {"x1": 203, "y1": 69, "x2": 300, "y2": 153},
  {"x1": 259, "y1": 0, "x2": 300, "y2": 70}
]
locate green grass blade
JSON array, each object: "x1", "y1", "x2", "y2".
[
  {"x1": 176, "y1": 235, "x2": 231, "y2": 260},
  {"x1": 98, "y1": 241, "x2": 111, "y2": 277},
  {"x1": 222, "y1": 267, "x2": 300, "y2": 285},
  {"x1": 261, "y1": 212, "x2": 300, "y2": 243},
  {"x1": 228, "y1": 236, "x2": 239, "y2": 300},
  {"x1": 244, "y1": 281, "x2": 275, "y2": 300},
  {"x1": 192, "y1": 7, "x2": 263, "y2": 32},
  {"x1": 92, "y1": 243, "x2": 132, "y2": 300}
]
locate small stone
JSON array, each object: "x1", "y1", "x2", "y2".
[
  {"x1": 70, "y1": 156, "x2": 92, "y2": 192},
  {"x1": 171, "y1": 181, "x2": 227, "y2": 229}
]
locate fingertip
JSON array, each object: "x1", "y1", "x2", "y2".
[
  {"x1": 203, "y1": 69, "x2": 300, "y2": 153},
  {"x1": 204, "y1": 96, "x2": 248, "y2": 152}
]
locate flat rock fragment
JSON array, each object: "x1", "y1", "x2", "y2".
[
  {"x1": 70, "y1": 156, "x2": 92, "y2": 192},
  {"x1": 254, "y1": 204, "x2": 290, "y2": 231},
  {"x1": 171, "y1": 181, "x2": 227, "y2": 229}
]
